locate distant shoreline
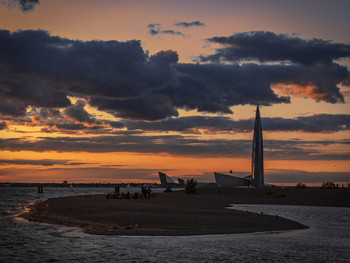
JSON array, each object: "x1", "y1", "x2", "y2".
[{"x1": 20, "y1": 187, "x2": 350, "y2": 236}]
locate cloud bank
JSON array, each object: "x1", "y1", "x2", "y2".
[
  {"x1": 0, "y1": 136, "x2": 349, "y2": 161},
  {"x1": 0, "y1": 29, "x2": 349, "y2": 122},
  {"x1": 201, "y1": 31, "x2": 350, "y2": 65},
  {"x1": 0, "y1": 159, "x2": 87, "y2": 166},
  {"x1": 124, "y1": 114, "x2": 350, "y2": 133}
]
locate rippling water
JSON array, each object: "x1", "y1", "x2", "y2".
[{"x1": 1, "y1": 187, "x2": 349, "y2": 262}]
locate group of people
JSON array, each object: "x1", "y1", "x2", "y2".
[{"x1": 106, "y1": 186, "x2": 153, "y2": 200}]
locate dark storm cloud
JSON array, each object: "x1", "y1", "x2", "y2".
[
  {"x1": 124, "y1": 114, "x2": 350, "y2": 133},
  {"x1": 0, "y1": 136, "x2": 349, "y2": 160},
  {"x1": 2, "y1": 0, "x2": 39, "y2": 12},
  {"x1": 108, "y1": 121, "x2": 126, "y2": 129},
  {"x1": 90, "y1": 93, "x2": 179, "y2": 120},
  {"x1": 39, "y1": 108, "x2": 60, "y2": 119},
  {"x1": 0, "y1": 29, "x2": 150, "y2": 99},
  {"x1": 64, "y1": 100, "x2": 95, "y2": 124},
  {"x1": 174, "y1": 21, "x2": 206, "y2": 28},
  {"x1": 55, "y1": 123, "x2": 86, "y2": 130},
  {"x1": 89, "y1": 49, "x2": 180, "y2": 120},
  {"x1": 174, "y1": 62, "x2": 346, "y2": 109},
  {"x1": 0, "y1": 97, "x2": 28, "y2": 116},
  {"x1": 0, "y1": 29, "x2": 179, "y2": 120},
  {"x1": 201, "y1": 31, "x2": 350, "y2": 65},
  {"x1": 171, "y1": 63, "x2": 290, "y2": 114},
  {"x1": 0, "y1": 159, "x2": 86, "y2": 166},
  {"x1": 0, "y1": 75, "x2": 71, "y2": 110},
  {"x1": 0, "y1": 29, "x2": 349, "y2": 121}
]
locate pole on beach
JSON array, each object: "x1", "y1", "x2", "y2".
[
  {"x1": 115, "y1": 186, "x2": 120, "y2": 195},
  {"x1": 37, "y1": 185, "x2": 43, "y2": 194}
]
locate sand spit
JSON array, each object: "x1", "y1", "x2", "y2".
[{"x1": 20, "y1": 187, "x2": 349, "y2": 236}]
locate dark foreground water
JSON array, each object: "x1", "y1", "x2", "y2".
[{"x1": 0, "y1": 187, "x2": 349, "y2": 263}]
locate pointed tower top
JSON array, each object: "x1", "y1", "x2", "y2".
[{"x1": 256, "y1": 104, "x2": 260, "y2": 119}]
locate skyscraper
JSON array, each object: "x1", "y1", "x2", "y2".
[
  {"x1": 214, "y1": 105, "x2": 265, "y2": 187},
  {"x1": 251, "y1": 104, "x2": 264, "y2": 186}
]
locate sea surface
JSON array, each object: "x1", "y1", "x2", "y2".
[{"x1": 0, "y1": 187, "x2": 349, "y2": 263}]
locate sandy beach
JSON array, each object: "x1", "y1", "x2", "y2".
[{"x1": 21, "y1": 187, "x2": 350, "y2": 236}]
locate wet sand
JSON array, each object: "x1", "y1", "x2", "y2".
[{"x1": 21, "y1": 187, "x2": 349, "y2": 236}]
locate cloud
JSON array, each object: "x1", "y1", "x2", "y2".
[
  {"x1": 159, "y1": 30, "x2": 184, "y2": 36},
  {"x1": 262, "y1": 114, "x2": 350, "y2": 133},
  {"x1": 0, "y1": 98, "x2": 28, "y2": 116},
  {"x1": 148, "y1": 23, "x2": 161, "y2": 35},
  {"x1": 2, "y1": 0, "x2": 39, "y2": 13},
  {"x1": 124, "y1": 114, "x2": 350, "y2": 133},
  {"x1": 89, "y1": 49, "x2": 180, "y2": 120},
  {"x1": 175, "y1": 62, "x2": 346, "y2": 106},
  {"x1": 0, "y1": 76, "x2": 71, "y2": 110},
  {"x1": 342, "y1": 72, "x2": 350, "y2": 88},
  {"x1": 0, "y1": 29, "x2": 348, "y2": 121},
  {"x1": 90, "y1": 94, "x2": 179, "y2": 121},
  {"x1": 55, "y1": 123, "x2": 86, "y2": 131},
  {"x1": 201, "y1": 31, "x2": 350, "y2": 65},
  {"x1": 0, "y1": 135, "x2": 349, "y2": 161},
  {"x1": 0, "y1": 29, "x2": 179, "y2": 120},
  {"x1": 0, "y1": 159, "x2": 87, "y2": 166},
  {"x1": 174, "y1": 21, "x2": 206, "y2": 28},
  {"x1": 64, "y1": 99, "x2": 95, "y2": 124},
  {"x1": 39, "y1": 108, "x2": 60, "y2": 119},
  {"x1": 147, "y1": 23, "x2": 184, "y2": 36}
]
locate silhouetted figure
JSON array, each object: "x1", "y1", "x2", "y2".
[
  {"x1": 141, "y1": 187, "x2": 148, "y2": 199},
  {"x1": 132, "y1": 192, "x2": 139, "y2": 199},
  {"x1": 147, "y1": 187, "x2": 152, "y2": 199},
  {"x1": 115, "y1": 186, "x2": 120, "y2": 195}
]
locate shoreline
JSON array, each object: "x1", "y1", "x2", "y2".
[{"x1": 20, "y1": 187, "x2": 350, "y2": 236}]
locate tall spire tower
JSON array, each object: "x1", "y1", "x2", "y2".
[{"x1": 251, "y1": 104, "x2": 264, "y2": 187}]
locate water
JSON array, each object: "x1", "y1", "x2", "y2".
[{"x1": 1, "y1": 187, "x2": 349, "y2": 262}]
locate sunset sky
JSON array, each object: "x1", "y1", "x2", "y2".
[{"x1": 0, "y1": 0, "x2": 349, "y2": 185}]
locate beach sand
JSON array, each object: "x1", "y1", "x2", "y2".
[{"x1": 21, "y1": 187, "x2": 349, "y2": 236}]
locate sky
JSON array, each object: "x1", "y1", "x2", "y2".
[{"x1": 0, "y1": 0, "x2": 350, "y2": 185}]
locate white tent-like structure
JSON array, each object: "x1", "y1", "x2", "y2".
[{"x1": 158, "y1": 172, "x2": 184, "y2": 187}]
